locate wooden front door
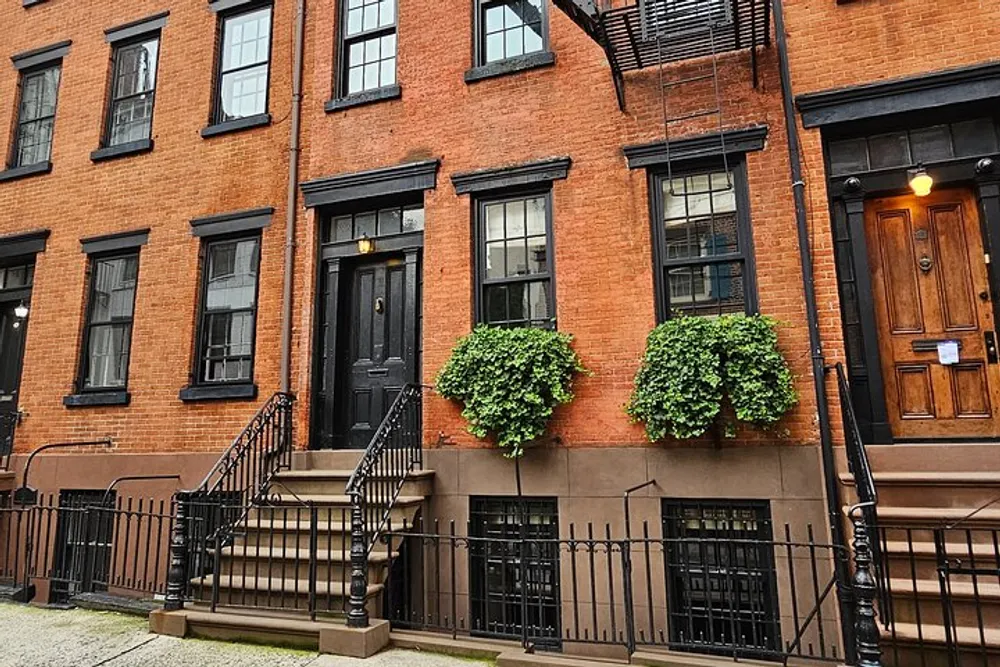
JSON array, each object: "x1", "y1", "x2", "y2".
[
  {"x1": 865, "y1": 188, "x2": 1000, "y2": 439},
  {"x1": 0, "y1": 301, "x2": 27, "y2": 455},
  {"x1": 334, "y1": 254, "x2": 418, "y2": 449}
]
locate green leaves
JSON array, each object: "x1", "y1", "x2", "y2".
[
  {"x1": 436, "y1": 325, "x2": 586, "y2": 458},
  {"x1": 626, "y1": 314, "x2": 797, "y2": 441}
]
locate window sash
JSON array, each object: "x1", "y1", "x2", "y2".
[
  {"x1": 477, "y1": 0, "x2": 547, "y2": 66},
  {"x1": 80, "y1": 254, "x2": 139, "y2": 391},
  {"x1": 106, "y1": 37, "x2": 159, "y2": 147},
  {"x1": 215, "y1": 6, "x2": 273, "y2": 123},
  {"x1": 339, "y1": 0, "x2": 397, "y2": 97},
  {"x1": 13, "y1": 66, "x2": 60, "y2": 167}
]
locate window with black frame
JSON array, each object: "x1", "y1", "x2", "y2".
[
  {"x1": 213, "y1": 5, "x2": 272, "y2": 123},
  {"x1": 476, "y1": 0, "x2": 546, "y2": 65},
  {"x1": 339, "y1": 0, "x2": 397, "y2": 97},
  {"x1": 196, "y1": 236, "x2": 260, "y2": 385},
  {"x1": 104, "y1": 35, "x2": 159, "y2": 147},
  {"x1": 11, "y1": 64, "x2": 61, "y2": 167},
  {"x1": 469, "y1": 496, "x2": 561, "y2": 645},
  {"x1": 662, "y1": 499, "x2": 781, "y2": 658},
  {"x1": 79, "y1": 253, "x2": 139, "y2": 391},
  {"x1": 655, "y1": 164, "x2": 755, "y2": 318},
  {"x1": 476, "y1": 192, "x2": 554, "y2": 328}
]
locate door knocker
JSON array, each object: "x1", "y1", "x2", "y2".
[
  {"x1": 918, "y1": 255, "x2": 933, "y2": 273},
  {"x1": 374, "y1": 297, "x2": 385, "y2": 314}
]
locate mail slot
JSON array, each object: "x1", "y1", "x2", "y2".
[
  {"x1": 911, "y1": 339, "x2": 963, "y2": 353},
  {"x1": 367, "y1": 368, "x2": 388, "y2": 377}
]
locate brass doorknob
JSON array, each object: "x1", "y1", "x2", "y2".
[
  {"x1": 981, "y1": 291, "x2": 991, "y2": 302},
  {"x1": 918, "y1": 255, "x2": 933, "y2": 272}
]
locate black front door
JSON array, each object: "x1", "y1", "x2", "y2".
[
  {"x1": 334, "y1": 253, "x2": 418, "y2": 449},
  {"x1": 0, "y1": 301, "x2": 27, "y2": 455}
]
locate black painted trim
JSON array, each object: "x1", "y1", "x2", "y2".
[
  {"x1": 302, "y1": 159, "x2": 440, "y2": 208},
  {"x1": 200, "y1": 113, "x2": 271, "y2": 138},
  {"x1": 80, "y1": 228, "x2": 150, "y2": 255},
  {"x1": 623, "y1": 126, "x2": 769, "y2": 169},
  {"x1": 0, "y1": 162, "x2": 51, "y2": 183},
  {"x1": 797, "y1": 61, "x2": 1000, "y2": 128},
  {"x1": 105, "y1": 12, "x2": 169, "y2": 43},
  {"x1": 23, "y1": 0, "x2": 48, "y2": 7},
  {"x1": 325, "y1": 84, "x2": 401, "y2": 113},
  {"x1": 179, "y1": 383, "x2": 257, "y2": 401},
  {"x1": 90, "y1": 139, "x2": 153, "y2": 163},
  {"x1": 209, "y1": 0, "x2": 264, "y2": 11},
  {"x1": 0, "y1": 229, "x2": 50, "y2": 258},
  {"x1": 319, "y1": 231, "x2": 424, "y2": 260},
  {"x1": 11, "y1": 40, "x2": 71, "y2": 70},
  {"x1": 464, "y1": 51, "x2": 556, "y2": 84},
  {"x1": 63, "y1": 391, "x2": 130, "y2": 408},
  {"x1": 451, "y1": 157, "x2": 572, "y2": 195},
  {"x1": 190, "y1": 207, "x2": 274, "y2": 237}
]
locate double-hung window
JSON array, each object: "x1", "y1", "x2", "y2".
[
  {"x1": 476, "y1": 0, "x2": 546, "y2": 66},
  {"x1": 12, "y1": 64, "x2": 61, "y2": 168},
  {"x1": 214, "y1": 5, "x2": 272, "y2": 123},
  {"x1": 476, "y1": 192, "x2": 554, "y2": 328},
  {"x1": 196, "y1": 236, "x2": 260, "y2": 385},
  {"x1": 79, "y1": 253, "x2": 140, "y2": 391},
  {"x1": 654, "y1": 161, "x2": 756, "y2": 318},
  {"x1": 339, "y1": 0, "x2": 397, "y2": 97},
  {"x1": 104, "y1": 36, "x2": 159, "y2": 147}
]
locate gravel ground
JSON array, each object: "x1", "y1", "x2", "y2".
[{"x1": 0, "y1": 603, "x2": 490, "y2": 667}]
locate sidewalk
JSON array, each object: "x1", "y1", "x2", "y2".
[{"x1": 0, "y1": 602, "x2": 491, "y2": 667}]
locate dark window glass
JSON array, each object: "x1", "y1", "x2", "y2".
[
  {"x1": 469, "y1": 496, "x2": 560, "y2": 645},
  {"x1": 216, "y1": 6, "x2": 272, "y2": 122},
  {"x1": 867, "y1": 131, "x2": 909, "y2": 170},
  {"x1": 479, "y1": 0, "x2": 545, "y2": 64},
  {"x1": 341, "y1": 0, "x2": 397, "y2": 96},
  {"x1": 13, "y1": 65, "x2": 61, "y2": 167},
  {"x1": 81, "y1": 254, "x2": 139, "y2": 390},
  {"x1": 662, "y1": 499, "x2": 781, "y2": 659},
  {"x1": 953, "y1": 118, "x2": 998, "y2": 157},
  {"x1": 827, "y1": 138, "x2": 868, "y2": 176},
  {"x1": 106, "y1": 37, "x2": 159, "y2": 146},
  {"x1": 477, "y1": 193, "x2": 553, "y2": 328},
  {"x1": 197, "y1": 237, "x2": 260, "y2": 384},
  {"x1": 910, "y1": 124, "x2": 954, "y2": 163},
  {"x1": 324, "y1": 204, "x2": 423, "y2": 243},
  {"x1": 0, "y1": 263, "x2": 34, "y2": 290},
  {"x1": 658, "y1": 168, "x2": 752, "y2": 317}
]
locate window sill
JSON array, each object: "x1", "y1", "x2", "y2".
[
  {"x1": 0, "y1": 161, "x2": 52, "y2": 183},
  {"x1": 464, "y1": 51, "x2": 556, "y2": 84},
  {"x1": 63, "y1": 391, "x2": 130, "y2": 408},
  {"x1": 200, "y1": 113, "x2": 271, "y2": 139},
  {"x1": 90, "y1": 139, "x2": 153, "y2": 163},
  {"x1": 179, "y1": 383, "x2": 258, "y2": 402},
  {"x1": 325, "y1": 84, "x2": 402, "y2": 113}
]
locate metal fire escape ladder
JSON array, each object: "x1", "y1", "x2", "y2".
[{"x1": 645, "y1": 1, "x2": 733, "y2": 191}]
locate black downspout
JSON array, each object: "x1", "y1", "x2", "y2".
[{"x1": 770, "y1": 0, "x2": 856, "y2": 661}]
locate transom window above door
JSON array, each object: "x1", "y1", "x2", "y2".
[
  {"x1": 323, "y1": 203, "x2": 423, "y2": 243},
  {"x1": 654, "y1": 163, "x2": 756, "y2": 318},
  {"x1": 339, "y1": 0, "x2": 397, "y2": 97}
]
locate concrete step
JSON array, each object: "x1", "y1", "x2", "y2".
[
  {"x1": 189, "y1": 573, "x2": 384, "y2": 611},
  {"x1": 888, "y1": 620, "x2": 1000, "y2": 655},
  {"x1": 879, "y1": 539, "x2": 1000, "y2": 579},
  {"x1": 839, "y1": 472, "x2": 1000, "y2": 508},
  {"x1": 250, "y1": 495, "x2": 424, "y2": 524},
  {"x1": 270, "y1": 469, "x2": 434, "y2": 497},
  {"x1": 847, "y1": 506, "x2": 1000, "y2": 528},
  {"x1": 884, "y1": 577, "x2": 1000, "y2": 627},
  {"x1": 216, "y1": 545, "x2": 395, "y2": 583}
]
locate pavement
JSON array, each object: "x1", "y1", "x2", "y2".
[{"x1": 0, "y1": 602, "x2": 492, "y2": 667}]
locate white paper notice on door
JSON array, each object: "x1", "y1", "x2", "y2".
[{"x1": 937, "y1": 340, "x2": 960, "y2": 365}]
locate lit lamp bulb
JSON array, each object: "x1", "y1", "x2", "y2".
[
  {"x1": 357, "y1": 234, "x2": 375, "y2": 255},
  {"x1": 908, "y1": 165, "x2": 933, "y2": 197},
  {"x1": 13, "y1": 302, "x2": 28, "y2": 319}
]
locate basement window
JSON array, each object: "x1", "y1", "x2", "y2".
[
  {"x1": 469, "y1": 496, "x2": 561, "y2": 646},
  {"x1": 50, "y1": 490, "x2": 115, "y2": 604}
]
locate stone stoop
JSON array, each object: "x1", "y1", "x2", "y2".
[{"x1": 836, "y1": 442, "x2": 1000, "y2": 666}]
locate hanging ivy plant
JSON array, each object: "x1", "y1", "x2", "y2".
[
  {"x1": 436, "y1": 325, "x2": 587, "y2": 458},
  {"x1": 626, "y1": 314, "x2": 797, "y2": 442}
]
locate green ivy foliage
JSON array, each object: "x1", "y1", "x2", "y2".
[
  {"x1": 627, "y1": 314, "x2": 797, "y2": 441},
  {"x1": 436, "y1": 325, "x2": 587, "y2": 458}
]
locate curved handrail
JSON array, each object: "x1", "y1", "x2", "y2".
[{"x1": 834, "y1": 363, "x2": 877, "y2": 507}]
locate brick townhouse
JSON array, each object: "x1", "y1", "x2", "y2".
[{"x1": 0, "y1": 0, "x2": 998, "y2": 663}]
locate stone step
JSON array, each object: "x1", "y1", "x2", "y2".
[
  {"x1": 189, "y1": 573, "x2": 384, "y2": 611},
  {"x1": 883, "y1": 577, "x2": 1000, "y2": 627},
  {"x1": 846, "y1": 506, "x2": 1000, "y2": 528},
  {"x1": 270, "y1": 469, "x2": 434, "y2": 497},
  {"x1": 888, "y1": 620, "x2": 1000, "y2": 652},
  {"x1": 839, "y1": 472, "x2": 1000, "y2": 508},
  {"x1": 250, "y1": 495, "x2": 424, "y2": 524},
  {"x1": 879, "y1": 539, "x2": 999, "y2": 579},
  {"x1": 216, "y1": 545, "x2": 395, "y2": 583}
]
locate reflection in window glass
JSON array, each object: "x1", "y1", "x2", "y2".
[
  {"x1": 83, "y1": 254, "x2": 139, "y2": 389},
  {"x1": 217, "y1": 7, "x2": 272, "y2": 122},
  {"x1": 480, "y1": 0, "x2": 544, "y2": 64},
  {"x1": 107, "y1": 37, "x2": 159, "y2": 146},
  {"x1": 199, "y1": 237, "x2": 260, "y2": 383},
  {"x1": 324, "y1": 204, "x2": 423, "y2": 243},
  {"x1": 342, "y1": 0, "x2": 397, "y2": 95},
  {"x1": 14, "y1": 66, "x2": 61, "y2": 167}
]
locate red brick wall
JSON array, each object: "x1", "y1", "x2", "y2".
[{"x1": 0, "y1": 0, "x2": 294, "y2": 453}]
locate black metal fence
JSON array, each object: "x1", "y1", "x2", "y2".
[
  {"x1": 379, "y1": 518, "x2": 848, "y2": 662},
  {"x1": 0, "y1": 494, "x2": 175, "y2": 603}
]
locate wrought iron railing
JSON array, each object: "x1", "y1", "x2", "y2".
[
  {"x1": 163, "y1": 392, "x2": 295, "y2": 611},
  {"x1": 345, "y1": 384, "x2": 425, "y2": 628}
]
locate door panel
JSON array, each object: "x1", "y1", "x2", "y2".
[
  {"x1": 0, "y1": 302, "x2": 27, "y2": 455},
  {"x1": 865, "y1": 188, "x2": 1000, "y2": 439},
  {"x1": 336, "y1": 255, "x2": 417, "y2": 449}
]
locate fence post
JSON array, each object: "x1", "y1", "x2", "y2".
[
  {"x1": 308, "y1": 504, "x2": 318, "y2": 622},
  {"x1": 621, "y1": 540, "x2": 637, "y2": 656},
  {"x1": 851, "y1": 509, "x2": 882, "y2": 667},
  {"x1": 164, "y1": 491, "x2": 190, "y2": 611},
  {"x1": 347, "y1": 492, "x2": 370, "y2": 628},
  {"x1": 80, "y1": 506, "x2": 97, "y2": 594}
]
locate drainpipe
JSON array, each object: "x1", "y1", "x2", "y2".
[
  {"x1": 770, "y1": 0, "x2": 856, "y2": 660},
  {"x1": 280, "y1": 0, "x2": 306, "y2": 394}
]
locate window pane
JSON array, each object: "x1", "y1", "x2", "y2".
[
  {"x1": 505, "y1": 240, "x2": 527, "y2": 276},
  {"x1": 952, "y1": 118, "x2": 997, "y2": 157},
  {"x1": 110, "y1": 96, "x2": 155, "y2": 145},
  {"x1": 485, "y1": 204, "x2": 504, "y2": 241},
  {"x1": 527, "y1": 236, "x2": 546, "y2": 274},
  {"x1": 86, "y1": 324, "x2": 130, "y2": 389},
  {"x1": 114, "y1": 39, "x2": 158, "y2": 99},
  {"x1": 202, "y1": 311, "x2": 254, "y2": 383},
  {"x1": 402, "y1": 207, "x2": 424, "y2": 232},
  {"x1": 828, "y1": 138, "x2": 868, "y2": 176},
  {"x1": 222, "y1": 7, "x2": 271, "y2": 71},
  {"x1": 205, "y1": 238, "x2": 259, "y2": 311},
  {"x1": 484, "y1": 285, "x2": 508, "y2": 325},
  {"x1": 505, "y1": 200, "x2": 526, "y2": 237},
  {"x1": 220, "y1": 64, "x2": 268, "y2": 120},
  {"x1": 90, "y1": 256, "x2": 138, "y2": 323},
  {"x1": 482, "y1": 0, "x2": 545, "y2": 64},
  {"x1": 910, "y1": 125, "x2": 953, "y2": 163},
  {"x1": 377, "y1": 208, "x2": 401, "y2": 235},
  {"x1": 15, "y1": 67, "x2": 60, "y2": 167},
  {"x1": 485, "y1": 241, "x2": 506, "y2": 279},
  {"x1": 868, "y1": 131, "x2": 909, "y2": 170},
  {"x1": 354, "y1": 212, "x2": 376, "y2": 238}
]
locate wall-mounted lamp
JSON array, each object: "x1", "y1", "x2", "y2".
[
  {"x1": 13, "y1": 301, "x2": 28, "y2": 319},
  {"x1": 908, "y1": 165, "x2": 933, "y2": 197},
  {"x1": 357, "y1": 234, "x2": 375, "y2": 255}
]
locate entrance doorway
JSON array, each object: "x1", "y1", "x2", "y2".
[
  {"x1": 0, "y1": 266, "x2": 31, "y2": 456},
  {"x1": 865, "y1": 187, "x2": 1000, "y2": 439}
]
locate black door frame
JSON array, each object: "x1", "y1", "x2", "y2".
[
  {"x1": 312, "y1": 231, "x2": 423, "y2": 450},
  {"x1": 827, "y1": 153, "x2": 1000, "y2": 444}
]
